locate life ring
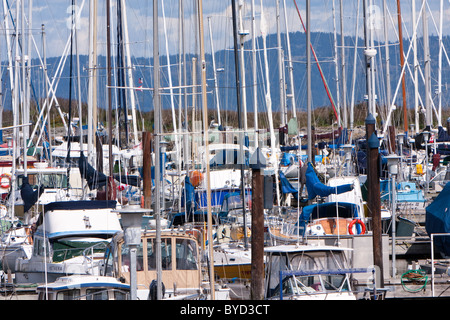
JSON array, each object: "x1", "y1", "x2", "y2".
[
  {"x1": 0, "y1": 173, "x2": 11, "y2": 189},
  {"x1": 322, "y1": 157, "x2": 330, "y2": 165},
  {"x1": 348, "y1": 219, "x2": 366, "y2": 235}
]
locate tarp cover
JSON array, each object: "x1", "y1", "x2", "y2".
[
  {"x1": 79, "y1": 152, "x2": 140, "y2": 189},
  {"x1": 305, "y1": 162, "x2": 353, "y2": 200},
  {"x1": 79, "y1": 151, "x2": 108, "y2": 190},
  {"x1": 20, "y1": 176, "x2": 44, "y2": 212},
  {"x1": 426, "y1": 181, "x2": 450, "y2": 256}
]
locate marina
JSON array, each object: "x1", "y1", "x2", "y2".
[{"x1": 1, "y1": 0, "x2": 450, "y2": 303}]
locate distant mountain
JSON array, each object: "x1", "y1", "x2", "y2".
[{"x1": 3, "y1": 31, "x2": 450, "y2": 121}]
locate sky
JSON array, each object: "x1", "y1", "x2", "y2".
[{"x1": 6, "y1": 0, "x2": 450, "y2": 61}]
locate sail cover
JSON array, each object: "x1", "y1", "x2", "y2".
[
  {"x1": 279, "y1": 171, "x2": 299, "y2": 199},
  {"x1": 426, "y1": 181, "x2": 450, "y2": 256},
  {"x1": 21, "y1": 176, "x2": 45, "y2": 212},
  {"x1": 305, "y1": 162, "x2": 353, "y2": 200},
  {"x1": 79, "y1": 151, "x2": 108, "y2": 190}
]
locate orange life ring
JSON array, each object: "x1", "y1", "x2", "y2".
[
  {"x1": 348, "y1": 219, "x2": 366, "y2": 235},
  {"x1": 0, "y1": 173, "x2": 11, "y2": 189}
]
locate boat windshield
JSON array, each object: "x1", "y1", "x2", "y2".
[
  {"x1": 119, "y1": 236, "x2": 199, "y2": 273},
  {"x1": 267, "y1": 250, "x2": 351, "y2": 298},
  {"x1": 290, "y1": 251, "x2": 350, "y2": 293},
  {"x1": 18, "y1": 173, "x2": 68, "y2": 189}
]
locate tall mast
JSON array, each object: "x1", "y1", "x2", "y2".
[
  {"x1": 106, "y1": 0, "x2": 113, "y2": 177},
  {"x1": 412, "y1": 0, "x2": 419, "y2": 133},
  {"x1": 238, "y1": 0, "x2": 248, "y2": 132},
  {"x1": 422, "y1": 0, "x2": 431, "y2": 129},
  {"x1": 438, "y1": 0, "x2": 443, "y2": 127},
  {"x1": 396, "y1": 0, "x2": 408, "y2": 133},
  {"x1": 120, "y1": 0, "x2": 139, "y2": 145},
  {"x1": 198, "y1": 0, "x2": 215, "y2": 299},
  {"x1": 251, "y1": 0, "x2": 258, "y2": 147},
  {"x1": 88, "y1": 0, "x2": 97, "y2": 164},
  {"x1": 233, "y1": 0, "x2": 249, "y2": 248},
  {"x1": 383, "y1": 0, "x2": 392, "y2": 122},
  {"x1": 152, "y1": 0, "x2": 163, "y2": 300},
  {"x1": 306, "y1": 0, "x2": 312, "y2": 162},
  {"x1": 340, "y1": 0, "x2": 347, "y2": 129},
  {"x1": 282, "y1": 0, "x2": 296, "y2": 118},
  {"x1": 208, "y1": 17, "x2": 221, "y2": 125},
  {"x1": 276, "y1": 0, "x2": 286, "y2": 127},
  {"x1": 332, "y1": 0, "x2": 341, "y2": 128}
]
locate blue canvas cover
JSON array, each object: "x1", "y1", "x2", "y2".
[
  {"x1": 280, "y1": 171, "x2": 298, "y2": 197},
  {"x1": 426, "y1": 182, "x2": 450, "y2": 256},
  {"x1": 305, "y1": 162, "x2": 353, "y2": 200},
  {"x1": 21, "y1": 176, "x2": 45, "y2": 212},
  {"x1": 297, "y1": 202, "x2": 361, "y2": 236}
]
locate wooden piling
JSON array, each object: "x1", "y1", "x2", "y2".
[{"x1": 366, "y1": 114, "x2": 384, "y2": 287}]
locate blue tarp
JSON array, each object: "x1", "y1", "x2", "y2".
[
  {"x1": 426, "y1": 181, "x2": 450, "y2": 256},
  {"x1": 280, "y1": 171, "x2": 299, "y2": 199},
  {"x1": 297, "y1": 202, "x2": 361, "y2": 236},
  {"x1": 280, "y1": 153, "x2": 298, "y2": 166},
  {"x1": 305, "y1": 162, "x2": 353, "y2": 200}
]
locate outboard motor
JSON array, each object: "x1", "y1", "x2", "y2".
[{"x1": 148, "y1": 280, "x2": 165, "y2": 300}]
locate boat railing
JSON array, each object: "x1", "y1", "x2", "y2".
[
  {"x1": 278, "y1": 267, "x2": 374, "y2": 300},
  {"x1": 82, "y1": 242, "x2": 109, "y2": 272}
]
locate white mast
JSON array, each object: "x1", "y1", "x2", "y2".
[
  {"x1": 251, "y1": 0, "x2": 258, "y2": 147},
  {"x1": 261, "y1": 0, "x2": 280, "y2": 207},
  {"x1": 412, "y1": 0, "x2": 419, "y2": 133},
  {"x1": 340, "y1": 0, "x2": 347, "y2": 129},
  {"x1": 276, "y1": 0, "x2": 286, "y2": 127},
  {"x1": 208, "y1": 16, "x2": 221, "y2": 125},
  {"x1": 120, "y1": 0, "x2": 138, "y2": 146},
  {"x1": 438, "y1": 0, "x2": 443, "y2": 127},
  {"x1": 282, "y1": 0, "x2": 296, "y2": 118},
  {"x1": 161, "y1": 0, "x2": 180, "y2": 168},
  {"x1": 423, "y1": 0, "x2": 431, "y2": 129},
  {"x1": 332, "y1": 0, "x2": 341, "y2": 127},
  {"x1": 198, "y1": 0, "x2": 215, "y2": 299},
  {"x1": 238, "y1": 0, "x2": 248, "y2": 131},
  {"x1": 87, "y1": 0, "x2": 97, "y2": 163}
]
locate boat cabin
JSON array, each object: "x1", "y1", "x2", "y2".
[
  {"x1": 102, "y1": 228, "x2": 205, "y2": 300},
  {"x1": 37, "y1": 275, "x2": 130, "y2": 300},
  {"x1": 264, "y1": 245, "x2": 357, "y2": 300}
]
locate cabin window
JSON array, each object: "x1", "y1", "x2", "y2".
[
  {"x1": 86, "y1": 289, "x2": 109, "y2": 300},
  {"x1": 56, "y1": 289, "x2": 81, "y2": 300},
  {"x1": 175, "y1": 239, "x2": 198, "y2": 270},
  {"x1": 121, "y1": 240, "x2": 144, "y2": 272},
  {"x1": 147, "y1": 238, "x2": 172, "y2": 270},
  {"x1": 18, "y1": 174, "x2": 68, "y2": 189},
  {"x1": 114, "y1": 290, "x2": 129, "y2": 300},
  {"x1": 33, "y1": 237, "x2": 49, "y2": 258}
]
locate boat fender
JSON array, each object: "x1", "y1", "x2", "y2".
[
  {"x1": 348, "y1": 219, "x2": 366, "y2": 235},
  {"x1": 0, "y1": 173, "x2": 11, "y2": 189},
  {"x1": 148, "y1": 279, "x2": 165, "y2": 300}
]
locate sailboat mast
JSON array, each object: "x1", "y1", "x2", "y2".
[
  {"x1": 340, "y1": 0, "x2": 347, "y2": 129},
  {"x1": 251, "y1": 0, "x2": 258, "y2": 147},
  {"x1": 396, "y1": 0, "x2": 408, "y2": 133},
  {"x1": 106, "y1": 0, "x2": 113, "y2": 177},
  {"x1": 423, "y1": 0, "x2": 431, "y2": 129},
  {"x1": 282, "y1": 0, "x2": 296, "y2": 118},
  {"x1": 306, "y1": 0, "x2": 312, "y2": 162},
  {"x1": 232, "y1": 0, "x2": 248, "y2": 249},
  {"x1": 198, "y1": 0, "x2": 215, "y2": 299},
  {"x1": 332, "y1": 0, "x2": 341, "y2": 128},
  {"x1": 152, "y1": 0, "x2": 163, "y2": 300}
]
